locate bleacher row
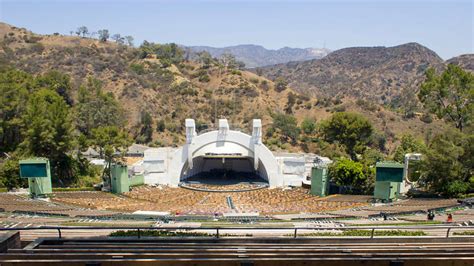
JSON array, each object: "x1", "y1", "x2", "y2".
[
  {"x1": 0, "y1": 194, "x2": 118, "y2": 218},
  {"x1": 1, "y1": 232, "x2": 473, "y2": 265}
]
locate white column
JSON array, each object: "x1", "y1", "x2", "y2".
[
  {"x1": 185, "y1": 119, "x2": 196, "y2": 169},
  {"x1": 252, "y1": 119, "x2": 262, "y2": 170}
]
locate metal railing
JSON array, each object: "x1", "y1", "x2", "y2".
[{"x1": 0, "y1": 225, "x2": 472, "y2": 239}]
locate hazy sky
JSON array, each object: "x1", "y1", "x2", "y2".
[{"x1": 1, "y1": 0, "x2": 472, "y2": 59}]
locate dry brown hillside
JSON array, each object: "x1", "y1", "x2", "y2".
[{"x1": 0, "y1": 22, "x2": 451, "y2": 153}]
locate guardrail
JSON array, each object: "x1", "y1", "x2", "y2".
[{"x1": 0, "y1": 225, "x2": 472, "y2": 239}]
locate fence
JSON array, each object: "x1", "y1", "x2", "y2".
[{"x1": 0, "y1": 225, "x2": 472, "y2": 239}]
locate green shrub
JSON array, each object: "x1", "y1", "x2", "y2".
[
  {"x1": 130, "y1": 63, "x2": 146, "y2": 75},
  {"x1": 110, "y1": 230, "x2": 212, "y2": 237},
  {"x1": 304, "y1": 230, "x2": 426, "y2": 237}
]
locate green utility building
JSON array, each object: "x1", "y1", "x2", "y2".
[
  {"x1": 19, "y1": 158, "x2": 52, "y2": 197},
  {"x1": 311, "y1": 167, "x2": 329, "y2": 197},
  {"x1": 374, "y1": 161, "x2": 404, "y2": 201},
  {"x1": 110, "y1": 163, "x2": 129, "y2": 194}
]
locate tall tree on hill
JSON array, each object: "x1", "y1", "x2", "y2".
[
  {"x1": 98, "y1": 29, "x2": 109, "y2": 42},
  {"x1": 136, "y1": 110, "x2": 153, "y2": 144},
  {"x1": 320, "y1": 112, "x2": 374, "y2": 161},
  {"x1": 272, "y1": 113, "x2": 300, "y2": 144},
  {"x1": 418, "y1": 64, "x2": 474, "y2": 132},
  {"x1": 124, "y1": 36, "x2": 134, "y2": 47},
  {"x1": 35, "y1": 71, "x2": 73, "y2": 105},
  {"x1": 76, "y1": 26, "x2": 88, "y2": 38},
  {"x1": 74, "y1": 77, "x2": 125, "y2": 136},
  {"x1": 19, "y1": 88, "x2": 75, "y2": 183},
  {"x1": 0, "y1": 69, "x2": 35, "y2": 153}
]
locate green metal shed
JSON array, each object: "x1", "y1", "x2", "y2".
[
  {"x1": 110, "y1": 163, "x2": 129, "y2": 194},
  {"x1": 374, "y1": 181, "x2": 400, "y2": 201},
  {"x1": 311, "y1": 167, "x2": 329, "y2": 197},
  {"x1": 374, "y1": 161, "x2": 404, "y2": 201},
  {"x1": 19, "y1": 158, "x2": 52, "y2": 197},
  {"x1": 375, "y1": 161, "x2": 404, "y2": 182}
]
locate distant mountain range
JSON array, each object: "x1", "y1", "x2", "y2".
[
  {"x1": 185, "y1": 44, "x2": 330, "y2": 68},
  {"x1": 256, "y1": 43, "x2": 473, "y2": 104}
]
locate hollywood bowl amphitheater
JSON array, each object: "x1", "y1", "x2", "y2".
[{"x1": 139, "y1": 118, "x2": 328, "y2": 189}]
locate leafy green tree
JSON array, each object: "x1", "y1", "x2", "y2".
[
  {"x1": 20, "y1": 88, "x2": 75, "y2": 183},
  {"x1": 139, "y1": 41, "x2": 184, "y2": 65},
  {"x1": 89, "y1": 126, "x2": 132, "y2": 185},
  {"x1": 35, "y1": 71, "x2": 73, "y2": 105},
  {"x1": 329, "y1": 158, "x2": 369, "y2": 194},
  {"x1": 418, "y1": 64, "x2": 474, "y2": 131},
  {"x1": 272, "y1": 113, "x2": 300, "y2": 143},
  {"x1": 421, "y1": 129, "x2": 472, "y2": 197},
  {"x1": 0, "y1": 154, "x2": 27, "y2": 190},
  {"x1": 74, "y1": 77, "x2": 125, "y2": 136},
  {"x1": 393, "y1": 134, "x2": 426, "y2": 162},
  {"x1": 0, "y1": 69, "x2": 35, "y2": 153},
  {"x1": 320, "y1": 112, "x2": 373, "y2": 160},
  {"x1": 98, "y1": 29, "x2": 109, "y2": 42},
  {"x1": 274, "y1": 77, "x2": 288, "y2": 92},
  {"x1": 301, "y1": 117, "x2": 317, "y2": 135}
]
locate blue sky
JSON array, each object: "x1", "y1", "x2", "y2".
[{"x1": 0, "y1": 0, "x2": 472, "y2": 59}]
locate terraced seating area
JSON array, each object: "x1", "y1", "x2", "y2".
[
  {"x1": 0, "y1": 193, "x2": 118, "y2": 217},
  {"x1": 329, "y1": 198, "x2": 460, "y2": 218},
  {"x1": 2, "y1": 234, "x2": 473, "y2": 265},
  {"x1": 47, "y1": 187, "x2": 370, "y2": 215}
]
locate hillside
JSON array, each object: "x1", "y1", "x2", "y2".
[
  {"x1": 256, "y1": 43, "x2": 449, "y2": 105},
  {"x1": 446, "y1": 54, "x2": 474, "y2": 72},
  {"x1": 0, "y1": 23, "x2": 307, "y2": 147},
  {"x1": 0, "y1": 23, "x2": 452, "y2": 153},
  {"x1": 186, "y1": 44, "x2": 330, "y2": 68}
]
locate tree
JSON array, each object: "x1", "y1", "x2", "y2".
[
  {"x1": 420, "y1": 129, "x2": 472, "y2": 197},
  {"x1": 0, "y1": 69, "x2": 35, "y2": 153},
  {"x1": 285, "y1": 92, "x2": 296, "y2": 114},
  {"x1": 76, "y1": 26, "x2": 88, "y2": 38},
  {"x1": 74, "y1": 77, "x2": 125, "y2": 136},
  {"x1": 393, "y1": 134, "x2": 426, "y2": 162},
  {"x1": 301, "y1": 117, "x2": 317, "y2": 135},
  {"x1": 111, "y1": 34, "x2": 124, "y2": 45},
  {"x1": 35, "y1": 71, "x2": 73, "y2": 105},
  {"x1": 197, "y1": 51, "x2": 213, "y2": 69},
  {"x1": 20, "y1": 88, "x2": 75, "y2": 183},
  {"x1": 418, "y1": 64, "x2": 474, "y2": 131},
  {"x1": 329, "y1": 158, "x2": 370, "y2": 194},
  {"x1": 156, "y1": 119, "x2": 166, "y2": 132},
  {"x1": 320, "y1": 112, "x2": 373, "y2": 160},
  {"x1": 90, "y1": 126, "x2": 131, "y2": 186},
  {"x1": 98, "y1": 29, "x2": 109, "y2": 42},
  {"x1": 272, "y1": 113, "x2": 300, "y2": 143},
  {"x1": 274, "y1": 77, "x2": 288, "y2": 92},
  {"x1": 124, "y1": 36, "x2": 134, "y2": 46},
  {"x1": 0, "y1": 153, "x2": 27, "y2": 190},
  {"x1": 136, "y1": 110, "x2": 153, "y2": 144}
]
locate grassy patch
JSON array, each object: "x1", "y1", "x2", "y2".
[
  {"x1": 110, "y1": 230, "x2": 211, "y2": 237},
  {"x1": 453, "y1": 231, "x2": 474, "y2": 236},
  {"x1": 0, "y1": 188, "x2": 7, "y2": 192},
  {"x1": 301, "y1": 230, "x2": 427, "y2": 237},
  {"x1": 61, "y1": 222, "x2": 154, "y2": 227},
  {"x1": 352, "y1": 221, "x2": 442, "y2": 226},
  {"x1": 53, "y1": 187, "x2": 95, "y2": 192}
]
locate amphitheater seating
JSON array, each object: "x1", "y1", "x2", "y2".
[
  {"x1": 0, "y1": 193, "x2": 118, "y2": 218},
  {"x1": 1, "y1": 234, "x2": 473, "y2": 265}
]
